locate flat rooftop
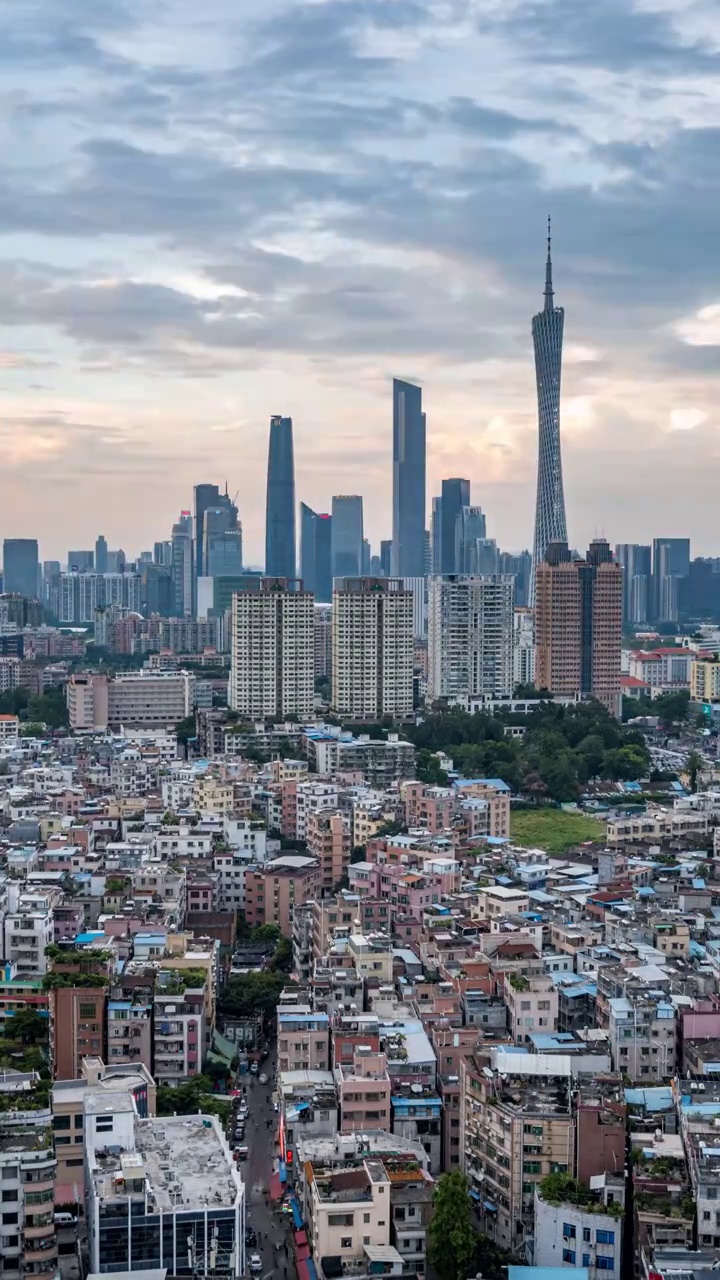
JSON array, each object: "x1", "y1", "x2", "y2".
[{"x1": 90, "y1": 1115, "x2": 240, "y2": 1211}]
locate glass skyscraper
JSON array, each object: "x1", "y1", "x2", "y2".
[
  {"x1": 331, "y1": 495, "x2": 363, "y2": 579},
  {"x1": 530, "y1": 221, "x2": 567, "y2": 605},
  {"x1": 265, "y1": 416, "x2": 296, "y2": 578},
  {"x1": 440, "y1": 478, "x2": 471, "y2": 574},
  {"x1": 392, "y1": 378, "x2": 426, "y2": 577},
  {"x1": 300, "y1": 503, "x2": 332, "y2": 601},
  {"x1": 3, "y1": 539, "x2": 39, "y2": 598}
]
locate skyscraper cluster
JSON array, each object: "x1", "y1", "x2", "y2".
[{"x1": 7, "y1": 221, "x2": 708, "y2": 721}]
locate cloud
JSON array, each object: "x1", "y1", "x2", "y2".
[{"x1": 0, "y1": 0, "x2": 718, "y2": 559}]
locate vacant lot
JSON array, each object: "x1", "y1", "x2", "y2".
[{"x1": 510, "y1": 808, "x2": 606, "y2": 857}]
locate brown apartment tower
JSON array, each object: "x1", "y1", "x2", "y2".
[{"x1": 535, "y1": 539, "x2": 622, "y2": 715}]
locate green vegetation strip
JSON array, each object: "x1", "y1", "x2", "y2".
[{"x1": 510, "y1": 808, "x2": 606, "y2": 856}]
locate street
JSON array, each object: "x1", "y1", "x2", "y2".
[{"x1": 240, "y1": 1067, "x2": 297, "y2": 1280}]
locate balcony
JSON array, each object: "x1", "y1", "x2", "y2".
[
  {"x1": 22, "y1": 1177, "x2": 55, "y2": 1194},
  {"x1": 24, "y1": 1217, "x2": 55, "y2": 1237},
  {"x1": 24, "y1": 1240, "x2": 59, "y2": 1263}
]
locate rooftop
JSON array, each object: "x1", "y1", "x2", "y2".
[{"x1": 90, "y1": 1114, "x2": 240, "y2": 1211}]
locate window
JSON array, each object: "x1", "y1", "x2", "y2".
[
  {"x1": 583, "y1": 1228, "x2": 591, "y2": 1243},
  {"x1": 79, "y1": 1003, "x2": 96, "y2": 1019},
  {"x1": 562, "y1": 1250, "x2": 576, "y2": 1264},
  {"x1": 563, "y1": 1224, "x2": 576, "y2": 1239},
  {"x1": 1, "y1": 1190, "x2": 17, "y2": 1203},
  {"x1": 96, "y1": 1118, "x2": 114, "y2": 1133},
  {"x1": 53, "y1": 1115, "x2": 71, "y2": 1131},
  {"x1": 363, "y1": 1214, "x2": 371, "y2": 1224},
  {"x1": 340, "y1": 1238, "x2": 352, "y2": 1249},
  {"x1": 596, "y1": 1231, "x2": 615, "y2": 1245},
  {"x1": 596, "y1": 1258, "x2": 614, "y2": 1271},
  {"x1": 583, "y1": 1255, "x2": 591, "y2": 1268},
  {"x1": 2, "y1": 1212, "x2": 18, "y2": 1225}
]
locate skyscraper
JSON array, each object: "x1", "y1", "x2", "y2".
[
  {"x1": 171, "y1": 512, "x2": 193, "y2": 617},
  {"x1": 431, "y1": 497, "x2": 442, "y2": 574},
  {"x1": 331, "y1": 496, "x2": 363, "y2": 579},
  {"x1": 535, "y1": 539, "x2": 622, "y2": 715},
  {"x1": 455, "y1": 505, "x2": 487, "y2": 573},
  {"x1": 530, "y1": 220, "x2": 567, "y2": 604},
  {"x1": 380, "y1": 540, "x2": 393, "y2": 577},
  {"x1": 440, "y1": 478, "x2": 471, "y2": 574},
  {"x1": 68, "y1": 550, "x2": 94, "y2": 572},
  {"x1": 392, "y1": 378, "x2": 426, "y2": 577},
  {"x1": 265, "y1": 416, "x2": 296, "y2": 578},
  {"x1": 3, "y1": 539, "x2": 39, "y2": 598},
  {"x1": 95, "y1": 536, "x2": 108, "y2": 574},
  {"x1": 615, "y1": 543, "x2": 651, "y2": 625},
  {"x1": 300, "y1": 504, "x2": 332, "y2": 602},
  {"x1": 652, "y1": 537, "x2": 690, "y2": 623}
]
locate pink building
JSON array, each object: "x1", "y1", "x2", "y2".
[
  {"x1": 306, "y1": 809, "x2": 351, "y2": 893},
  {"x1": 335, "y1": 1045, "x2": 391, "y2": 1132},
  {"x1": 402, "y1": 782, "x2": 455, "y2": 833}
]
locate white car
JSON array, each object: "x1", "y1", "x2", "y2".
[
  {"x1": 258, "y1": 1073, "x2": 268, "y2": 1085},
  {"x1": 249, "y1": 1254, "x2": 262, "y2": 1274}
]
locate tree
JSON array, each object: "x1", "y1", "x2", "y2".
[
  {"x1": 219, "y1": 971, "x2": 288, "y2": 1021},
  {"x1": 654, "y1": 689, "x2": 690, "y2": 727},
  {"x1": 416, "y1": 749, "x2": 449, "y2": 786},
  {"x1": 427, "y1": 1170, "x2": 478, "y2": 1280},
  {"x1": 686, "y1": 749, "x2": 704, "y2": 794},
  {"x1": 3, "y1": 1010, "x2": 48, "y2": 1045}
]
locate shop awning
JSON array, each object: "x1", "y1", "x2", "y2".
[
  {"x1": 294, "y1": 1230, "x2": 308, "y2": 1247},
  {"x1": 278, "y1": 1160, "x2": 287, "y2": 1184}
]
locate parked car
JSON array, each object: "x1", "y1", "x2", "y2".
[
  {"x1": 249, "y1": 1253, "x2": 262, "y2": 1273},
  {"x1": 249, "y1": 1062, "x2": 259, "y2": 1075},
  {"x1": 245, "y1": 1228, "x2": 257, "y2": 1247},
  {"x1": 258, "y1": 1073, "x2": 268, "y2": 1085},
  {"x1": 237, "y1": 1145, "x2": 249, "y2": 1161}
]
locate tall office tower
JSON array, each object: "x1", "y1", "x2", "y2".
[
  {"x1": 300, "y1": 504, "x2": 333, "y2": 603},
  {"x1": 362, "y1": 539, "x2": 372, "y2": 575},
  {"x1": 615, "y1": 543, "x2": 651, "y2": 625},
  {"x1": 153, "y1": 540, "x2": 172, "y2": 566},
  {"x1": 535, "y1": 539, "x2": 622, "y2": 715},
  {"x1": 428, "y1": 575, "x2": 515, "y2": 702},
  {"x1": 456, "y1": 505, "x2": 488, "y2": 573},
  {"x1": 203, "y1": 504, "x2": 242, "y2": 577},
  {"x1": 681, "y1": 558, "x2": 720, "y2": 622},
  {"x1": 392, "y1": 378, "x2": 426, "y2": 577},
  {"x1": 332, "y1": 577, "x2": 414, "y2": 719},
  {"x1": 3, "y1": 539, "x2": 39, "y2": 598},
  {"x1": 513, "y1": 607, "x2": 536, "y2": 688},
  {"x1": 171, "y1": 512, "x2": 194, "y2": 617},
  {"x1": 43, "y1": 560, "x2": 61, "y2": 614},
  {"x1": 68, "y1": 550, "x2": 93, "y2": 571},
  {"x1": 530, "y1": 220, "x2": 567, "y2": 605},
  {"x1": 431, "y1": 497, "x2": 442, "y2": 573},
  {"x1": 95, "y1": 535, "x2": 108, "y2": 574},
  {"x1": 500, "y1": 549, "x2": 533, "y2": 609},
  {"x1": 230, "y1": 577, "x2": 314, "y2": 719},
  {"x1": 107, "y1": 549, "x2": 126, "y2": 574},
  {"x1": 331, "y1": 496, "x2": 363, "y2": 579},
  {"x1": 265, "y1": 415, "x2": 296, "y2": 578},
  {"x1": 380, "y1": 540, "x2": 392, "y2": 577},
  {"x1": 141, "y1": 563, "x2": 173, "y2": 617},
  {"x1": 440, "y1": 478, "x2": 471, "y2": 574},
  {"x1": 652, "y1": 537, "x2": 690, "y2": 623}
]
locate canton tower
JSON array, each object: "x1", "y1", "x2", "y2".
[{"x1": 530, "y1": 218, "x2": 567, "y2": 606}]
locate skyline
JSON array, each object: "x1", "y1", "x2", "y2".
[{"x1": 0, "y1": 1, "x2": 718, "y2": 560}]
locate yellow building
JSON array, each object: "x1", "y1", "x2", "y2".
[{"x1": 691, "y1": 658, "x2": 720, "y2": 703}]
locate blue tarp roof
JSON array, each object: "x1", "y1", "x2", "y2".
[
  {"x1": 624, "y1": 1086, "x2": 673, "y2": 1111},
  {"x1": 454, "y1": 777, "x2": 510, "y2": 792}
]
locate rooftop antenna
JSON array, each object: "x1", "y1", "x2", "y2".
[{"x1": 544, "y1": 214, "x2": 554, "y2": 311}]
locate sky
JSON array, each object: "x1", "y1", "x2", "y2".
[{"x1": 1, "y1": 0, "x2": 719, "y2": 565}]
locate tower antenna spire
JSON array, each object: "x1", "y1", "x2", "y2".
[{"x1": 544, "y1": 214, "x2": 554, "y2": 310}]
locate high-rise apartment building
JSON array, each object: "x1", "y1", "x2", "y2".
[
  {"x1": 331, "y1": 496, "x2": 363, "y2": 579},
  {"x1": 171, "y1": 512, "x2": 193, "y2": 617},
  {"x1": 499, "y1": 550, "x2": 532, "y2": 609},
  {"x1": 230, "y1": 578, "x2": 314, "y2": 719},
  {"x1": 440, "y1": 478, "x2": 471, "y2": 574},
  {"x1": 314, "y1": 603, "x2": 333, "y2": 679},
  {"x1": 530, "y1": 222, "x2": 567, "y2": 604},
  {"x1": 652, "y1": 537, "x2": 690, "y2": 623},
  {"x1": 265, "y1": 416, "x2": 296, "y2": 578},
  {"x1": 392, "y1": 378, "x2": 426, "y2": 577},
  {"x1": 428, "y1": 575, "x2": 515, "y2": 702},
  {"x1": 301, "y1": 504, "x2": 332, "y2": 602},
  {"x1": 3, "y1": 539, "x2": 39, "y2": 598},
  {"x1": 332, "y1": 577, "x2": 414, "y2": 720},
  {"x1": 513, "y1": 607, "x2": 535, "y2": 688},
  {"x1": 615, "y1": 543, "x2": 651, "y2": 625},
  {"x1": 535, "y1": 539, "x2": 622, "y2": 715}
]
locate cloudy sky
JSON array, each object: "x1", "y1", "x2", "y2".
[{"x1": 1, "y1": 0, "x2": 718, "y2": 565}]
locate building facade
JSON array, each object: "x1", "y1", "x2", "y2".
[
  {"x1": 392, "y1": 378, "x2": 426, "y2": 578},
  {"x1": 332, "y1": 578, "x2": 414, "y2": 720},
  {"x1": 265, "y1": 415, "x2": 296, "y2": 579},
  {"x1": 530, "y1": 225, "x2": 567, "y2": 605},
  {"x1": 428, "y1": 575, "x2": 514, "y2": 702},
  {"x1": 230, "y1": 578, "x2": 314, "y2": 719}
]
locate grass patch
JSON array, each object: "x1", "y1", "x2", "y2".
[{"x1": 510, "y1": 809, "x2": 606, "y2": 857}]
